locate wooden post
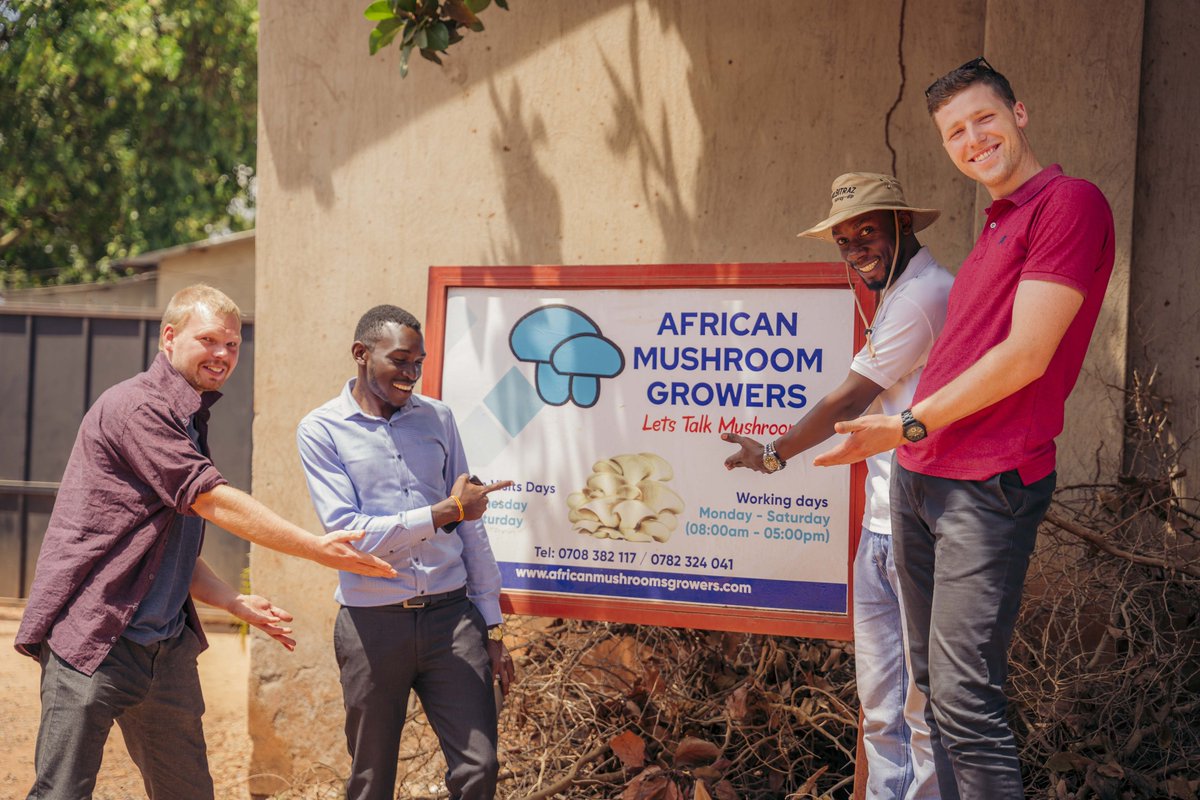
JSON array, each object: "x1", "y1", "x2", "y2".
[{"x1": 852, "y1": 706, "x2": 867, "y2": 799}]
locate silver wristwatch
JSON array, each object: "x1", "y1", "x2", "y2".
[{"x1": 762, "y1": 440, "x2": 787, "y2": 473}]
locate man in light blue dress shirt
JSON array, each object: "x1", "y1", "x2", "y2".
[{"x1": 297, "y1": 304, "x2": 516, "y2": 800}]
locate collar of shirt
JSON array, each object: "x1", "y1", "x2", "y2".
[
  {"x1": 985, "y1": 163, "x2": 1064, "y2": 215},
  {"x1": 333, "y1": 377, "x2": 427, "y2": 422},
  {"x1": 147, "y1": 351, "x2": 224, "y2": 420},
  {"x1": 881, "y1": 245, "x2": 938, "y2": 298}
]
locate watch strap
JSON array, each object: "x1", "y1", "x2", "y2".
[{"x1": 900, "y1": 408, "x2": 928, "y2": 442}]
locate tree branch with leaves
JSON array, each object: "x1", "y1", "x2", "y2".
[
  {"x1": 365, "y1": 0, "x2": 507, "y2": 77},
  {"x1": 0, "y1": 0, "x2": 258, "y2": 288}
]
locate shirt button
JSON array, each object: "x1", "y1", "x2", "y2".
[
  {"x1": 396, "y1": 454, "x2": 402, "y2": 459},
  {"x1": 110, "y1": 636, "x2": 118, "y2": 643},
  {"x1": 989, "y1": 222, "x2": 997, "y2": 229},
  {"x1": 148, "y1": 573, "x2": 155, "y2": 581}
]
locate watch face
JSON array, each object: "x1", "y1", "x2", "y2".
[{"x1": 904, "y1": 423, "x2": 927, "y2": 442}]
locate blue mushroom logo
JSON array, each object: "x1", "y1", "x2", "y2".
[{"x1": 509, "y1": 305, "x2": 625, "y2": 408}]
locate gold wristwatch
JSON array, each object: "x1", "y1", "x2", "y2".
[
  {"x1": 487, "y1": 624, "x2": 506, "y2": 642},
  {"x1": 762, "y1": 440, "x2": 787, "y2": 473}
]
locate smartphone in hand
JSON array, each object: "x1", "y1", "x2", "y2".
[{"x1": 493, "y1": 679, "x2": 505, "y2": 714}]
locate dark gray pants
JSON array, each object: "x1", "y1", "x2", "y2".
[
  {"x1": 891, "y1": 463, "x2": 1055, "y2": 800},
  {"x1": 27, "y1": 628, "x2": 212, "y2": 800},
  {"x1": 334, "y1": 596, "x2": 498, "y2": 800}
]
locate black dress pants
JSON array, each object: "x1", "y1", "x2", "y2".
[{"x1": 334, "y1": 595, "x2": 498, "y2": 800}]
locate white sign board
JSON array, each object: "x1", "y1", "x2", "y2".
[{"x1": 426, "y1": 265, "x2": 868, "y2": 639}]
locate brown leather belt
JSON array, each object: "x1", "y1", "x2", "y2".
[{"x1": 398, "y1": 585, "x2": 468, "y2": 609}]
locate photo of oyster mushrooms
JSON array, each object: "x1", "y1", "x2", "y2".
[{"x1": 565, "y1": 453, "x2": 685, "y2": 542}]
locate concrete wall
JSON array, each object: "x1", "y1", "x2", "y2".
[
  {"x1": 1128, "y1": 0, "x2": 1200, "y2": 502},
  {"x1": 984, "y1": 1, "x2": 1142, "y2": 483},
  {"x1": 250, "y1": 0, "x2": 1150, "y2": 787},
  {"x1": 155, "y1": 235, "x2": 257, "y2": 313}
]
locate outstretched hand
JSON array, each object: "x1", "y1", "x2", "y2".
[
  {"x1": 228, "y1": 594, "x2": 296, "y2": 651},
  {"x1": 812, "y1": 414, "x2": 904, "y2": 467},
  {"x1": 720, "y1": 433, "x2": 769, "y2": 473},
  {"x1": 451, "y1": 474, "x2": 515, "y2": 520},
  {"x1": 314, "y1": 530, "x2": 397, "y2": 577}
]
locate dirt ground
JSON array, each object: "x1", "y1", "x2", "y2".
[{"x1": 0, "y1": 615, "x2": 255, "y2": 800}]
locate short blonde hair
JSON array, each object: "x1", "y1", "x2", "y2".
[{"x1": 159, "y1": 284, "x2": 242, "y2": 350}]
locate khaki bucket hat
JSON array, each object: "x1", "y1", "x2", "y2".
[{"x1": 798, "y1": 172, "x2": 940, "y2": 241}]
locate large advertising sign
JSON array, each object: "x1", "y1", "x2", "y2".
[{"x1": 425, "y1": 264, "x2": 870, "y2": 640}]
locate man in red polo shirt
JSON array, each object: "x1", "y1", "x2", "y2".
[{"x1": 814, "y1": 59, "x2": 1115, "y2": 799}]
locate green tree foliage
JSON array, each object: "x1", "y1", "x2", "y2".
[
  {"x1": 0, "y1": 0, "x2": 257, "y2": 287},
  {"x1": 365, "y1": 0, "x2": 507, "y2": 78}
]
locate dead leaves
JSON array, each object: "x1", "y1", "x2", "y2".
[
  {"x1": 611, "y1": 730, "x2": 646, "y2": 770},
  {"x1": 610, "y1": 731, "x2": 737, "y2": 800},
  {"x1": 621, "y1": 767, "x2": 680, "y2": 800},
  {"x1": 672, "y1": 736, "x2": 721, "y2": 768}
]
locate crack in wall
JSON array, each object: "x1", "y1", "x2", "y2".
[{"x1": 883, "y1": 0, "x2": 909, "y2": 177}]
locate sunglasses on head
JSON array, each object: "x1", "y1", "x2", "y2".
[{"x1": 925, "y1": 56, "x2": 996, "y2": 98}]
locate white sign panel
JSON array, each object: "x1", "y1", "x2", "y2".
[{"x1": 437, "y1": 282, "x2": 857, "y2": 619}]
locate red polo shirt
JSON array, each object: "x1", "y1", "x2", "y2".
[{"x1": 898, "y1": 165, "x2": 1115, "y2": 483}]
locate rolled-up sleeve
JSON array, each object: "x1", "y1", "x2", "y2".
[
  {"x1": 296, "y1": 419, "x2": 436, "y2": 553},
  {"x1": 116, "y1": 404, "x2": 226, "y2": 514}
]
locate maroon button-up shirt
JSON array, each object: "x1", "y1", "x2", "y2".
[{"x1": 15, "y1": 352, "x2": 228, "y2": 675}]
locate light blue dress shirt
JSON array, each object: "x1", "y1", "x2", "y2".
[{"x1": 296, "y1": 379, "x2": 502, "y2": 624}]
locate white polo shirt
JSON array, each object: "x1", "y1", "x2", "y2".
[{"x1": 849, "y1": 247, "x2": 954, "y2": 535}]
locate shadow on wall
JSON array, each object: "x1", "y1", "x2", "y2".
[
  {"x1": 599, "y1": 12, "x2": 696, "y2": 261},
  {"x1": 485, "y1": 79, "x2": 564, "y2": 267},
  {"x1": 259, "y1": 1, "x2": 977, "y2": 267},
  {"x1": 258, "y1": 0, "x2": 618, "y2": 210},
  {"x1": 593, "y1": 2, "x2": 957, "y2": 267}
]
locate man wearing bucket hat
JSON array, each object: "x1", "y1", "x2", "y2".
[
  {"x1": 814, "y1": 60, "x2": 1115, "y2": 798},
  {"x1": 723, "y1": 172, "x2": 953, "y2": 799}
]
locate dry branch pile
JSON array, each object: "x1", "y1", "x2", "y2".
[
  {"x1": 1010, "y1": 370, "x2": 1200, "y2": 799},
  {"x1": 499, "y1": 623, "x2": 859, "y2": 800}
]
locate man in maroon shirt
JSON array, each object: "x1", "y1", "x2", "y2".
[
  {"x1": 16, "y1": 285, "x2": 396, "y2": 800},
  {"x1": 814, "y1": 60, "x2": 1115, "y2": 798}
]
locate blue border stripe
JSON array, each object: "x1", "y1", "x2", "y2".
[{"x1": 499, "y1": 561, "x2": 846, "y2": 614}]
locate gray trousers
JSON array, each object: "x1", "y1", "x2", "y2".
[
  {"x1": 892, "y1": 462, "x2": 1055, "y2": 800},
  {"x1": 27, "y1": 627, "x2": 212, "y2": 800},
  {"x1": 334, "y1": 596, "x2": 498, "y2": 800}
]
